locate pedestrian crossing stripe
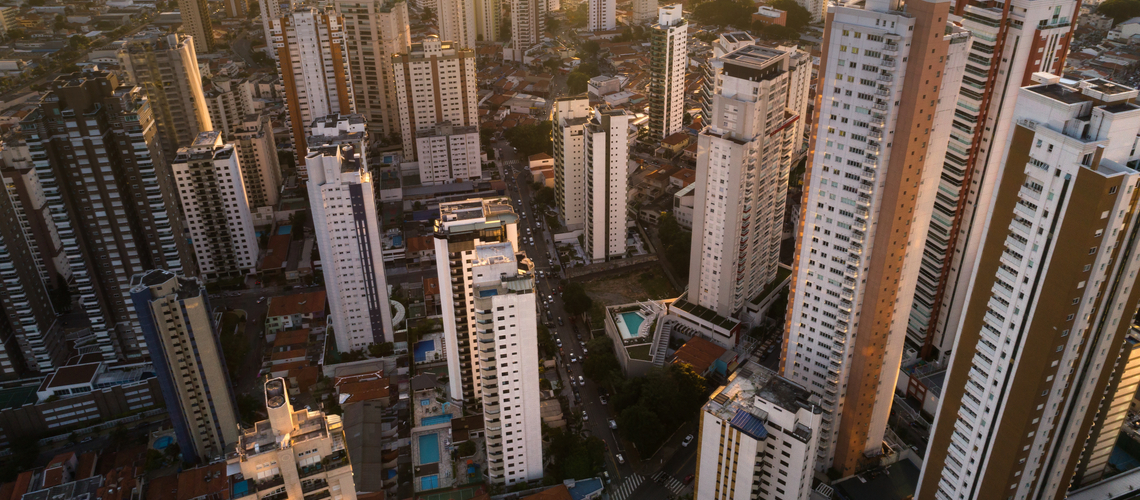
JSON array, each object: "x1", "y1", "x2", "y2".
[
  {"x1": 652, "y1": 471, "x2": 686, "y2": 495},
  {"x1": 610, "y1": 473, "x2": 643, "y2": 500}
]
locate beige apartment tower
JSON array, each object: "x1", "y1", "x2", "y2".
[
  {"x1": 392, "y1": 37, "x2": 478, "y2": 159},
  {"x1": 335, "y1": 0, "x2": 410, "y2": 140},
  {"x1": 177, "y1": 0, "x2": 215, "y2": 54}
]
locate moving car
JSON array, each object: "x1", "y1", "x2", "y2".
[
  {"x1": 616, "y1": 454, "x2": 625, "y2": 464},
  {"x1": 609, "y1": 419, "x2": 617, "y2": 430},
  {"x1": 682, "y1": 434, "x2": 694, "y2": 447}
]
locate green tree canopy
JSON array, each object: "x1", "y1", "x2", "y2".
[
  {"x1": 769, "y1": 0, "x2": 813, "y2": 30},
  {"x1": 692, "y1": 0, "x2": 754, "y2": 29},
  {"x1": 534, "y1": 186, "x2": 556, "y2": 208},
  {"x1": 658, "y1": 213, "x2": 692, "y2": 277},
  {"x1": 562, "y1": 282, "x2": 593, "y2": 316},
  {"x1": 503, "y1": 120, "x2": 554, "y2": 158}
]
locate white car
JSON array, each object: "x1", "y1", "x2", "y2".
[
  {"x1": 582, "y1": 412, "x2": 589, "y2": 422},
  {"x1": 682, "y1": 434, "x2": 694, "y2": 447},
  {"x1": 616, "y1": 453, "x2": 625, "y2": 464},
  {"x1": 609, "y1": 419, "x2": 617, "y2": 429}
]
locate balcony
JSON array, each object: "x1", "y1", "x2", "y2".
[{"x1": 257, "y1": 475, "x2": 284, "y2": 492}]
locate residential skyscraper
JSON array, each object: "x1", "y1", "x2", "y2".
[
  {"x1": 432, "y1": 198, "x2": 519, "y2": 403},
  {"x1": 131, "y1": 269, "x2": 239, "y2": 463},
  {"x1": 905, "y1": 0, "x2": 1080, "y2": 362},
  {"x1": 631, "y1": 0, "x2": 656, "y2": 24},
  {"x1": 437, "y1": 0, "x2": 476, "y2": 48},
  {"x1": 782, "y1": 0, "x2": 968, "y2": 475},
  {"x1": 582, "y1": 108, "x2": 629, "y2": 263},
  {"x1": 118, "y1": 34, "x2": 214, "y2": 161},
  {"x1": 177, "y1": 0, "x2": 215, "y2": 55},
  {"x1": 224, "y1": 0, "x2": 247, "y2": 17},
  {"x1": 21, "y1": 72, "x2": 196, "y2": 362},
  {"x1": 465, "y1": 241, "x2": 543, "y2": 486},
  {"x1": 414, "y1": 121, "x2": 481, "y2": 185},
  {"x1": 306, "y1": 116, "x2": 393, "y2": 352},
  {"x1": 689, "y1": 43, "x2": 809, "y2": 319},
  {"x1": 234, "y1": 113, "x2": 282, "y2": 208},
  {"x1": 1074, "y1": 329, "x2": 1140, "y2": 487},
  {"x1": 0, "y1": 134, "x2": 69, "y2": 293},
  {"x1": 335, "y1": 0, "x2": 410, "y2": 140},
  {"x1": 258, "y1": 0, "x2": 289, "y2": 60},
  {"x1": 204, "y1": 77, "x2": 255, "y2": 139},
  {"x1": 392, "y1": 37, "x2": 478, "y2": 159},
  {"x1": 799, "y1": 0, "x2": 825, "y2": 23},
  {"x1": 553, "y1": 96, "x2": 588, "y2": 232},
  {"x1": 506, "y1": 0, "x2": 545, "y2": 62},
  {"x1": 587, "y1": 0, "x2": 615, "y2": 31},
  {"x1": 916, "y1": 75, "x2": 1140, "y2": 500},
  {"x1": 475, "y1": 0, "x2": 503, "y2": 42},
  {"x1": 695, "y1": 363, "x2": 821, "y2": 500},
  {"x1": 172, "y1": 131, "x2": 259, "y2": 281},
  {"x1": 272, "y1": 8, "x2": 355, "y2": 174},
  {"x1": 230, "y1": 378, "x2": 358, "y2": 500},
  {"x1": 648, "y1": 5, "x2": 687, "y2": 140}
]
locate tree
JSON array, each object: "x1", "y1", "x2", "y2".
[
  {"x1": 290, "y1": 211, "x2": 307, "y2": 240},
  {"x1": 546, "y1": 14, "x2": 561, "y2": 32},
  {"x1": 457, "y1": 441, "x2": 476, "y2": 457},
  {"x1": 769, "y1": 0, "x2": 813, "y2": 30},
  {"x1": 583, "y1": 337, "x2": 622, "y2": 385},
  {"x1": 577, "y1": 40, "x2": 601, "y2": 59},
  {"x1": 619, "y1": 404, "x2": 665, "y2": 451},
  {"x1": 6, "y1": 28, "x2": 25, "y2": 41},
  {"x1": 691, "y1": 0, "x2": 754, "y2": 29},
  {"x1": 753, "y1": 22, "x2": 801, "y2": 41},
  {"x1": 503, "y1": 120, "x2": 554, "y2": 158},
  {"x1": 567, "y1": 71, "x2": 590, "y2": 94},
  {"x1": 369, "y1": 342, "x2": 395, "y2": 357},
  {"x1": 657, "y1": 213, "x2": 692, "y2": 276},
  {"x1": 561, "y1": 282, "x2": 593, "y2": 316},
  {"x1": 537, "y1": 323, "x2": 556, "y2": 356},
  {"x1": 534, "y1": 186, "x2": 556, "y2": 208},
  {"x1": 68, "y1": 35, "x2": 89, "y2": 50}
]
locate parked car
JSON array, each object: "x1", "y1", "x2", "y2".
[
  {"x1": 682, "y1": 434, "x2": 694, "y2": 447},
  {"x1": 609, "y1": 419, "x2": 617, "y2": 430},
  {"x1": 558, "y1": 317, "x2": 564, "y2": 326},
  {"x1": 616, "y1": 454, "x2": 625, "y2": 464},
  {"x1": 578, "y1": 375, "x2": 584, "y2": 384},
  {"x1": 582, "y1": 412, "x2": 589, "y2": 422},
  {"x1": 600, "y1": 395, "x2": 607, "y2": 405}
]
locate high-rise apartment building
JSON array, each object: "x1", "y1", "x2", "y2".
[
  {"x1": 392, "y1": 37, "x2": 478, "y2": 159},
  {"x1": 799, "y1": 0, "x2": 825, "y2": 23},
  {"x1": 204, "y1": 77, "x2": 255, "y2": 139},
  {"x1": 0, "y1": 158, "x2": 58, "y2": 378},
  {"x1": 916, "y1": 75, "x2": 1140, "y2": 500},
  {"x1": 689, "y1": 43, "x2": 809, "y2": 319},
  {"x1": 1074, "y1": 328, "x2": 1140, "y2": 487},
  {"x1": 172, "y1": 131, "x2": 259, "y2": 281},
  {"x1": 695, "y1": 363, "x2": 821, "y2": 500},
  {"x1": 582, "y1": 108, "x2": 629, "y2": 263},
  {"x1": 465, "y1": 241, "x2": 543, "y2": 486},
  {"x1": 306, "y1": 118, "x2": 393, "y2": 352},
  {"x1": 437, "y1": 0, "x2": 476, "y2": 48},
  {"x1": 631, "y1": 0, "x2": 655, "y2": 24},
  {"x1": 224, "y1": 0, "x2": 247, "y2": 18},
  {"x1": 21, "y1": 72, "x2": 196, "y2": 361},
  {"x1": 0, "y1": 135, "x2": 69, "y2": 292},
  {"x1": 230, "y1": 378, "x2": 357, "y2": 500},
  {"x1": 258, "y1": 0, "x2": 290, "y2": 60},
  {"x1": 587, "y1": 0, "x2": 615, "y2": 31},
  {"x1": 234, "y1": 113, "x2": 282, "y2": 208},
  {"x1": 506, "y1": 0, "x2": 545, "y2": 62},
  {"x1": 272, "y1": 8, "x2": 355, "y2": 171},
  {"x1": 432, "y1": 198, "x2": 519, "y2": 403},
  {"x1": 131, "y1": 269, "x2": 239, "y2": 463},
  {"x1": 335, "y1": 0, "x2": 410, "y2": 140},
  {"x1": 475, "y1": 0, "x2": 502, "y2": 42},
  {"x1": 177, "y1": 0, "x2": 215, "y2": 55},
  {"x1": 782, "y1": 0, "x2": 968, "y2": 475},
  {"x1": 414, "y1": 121, "x2": 481, "y2": 185},
  {"x1": 554, "y1": 97, "x2": 588, "y2": 231},
  {"x1": 648, "y1": 5, "x2": 687, "y2": 140},
  {"x1": 906, "y1": 0, "x2": 1079, "y2": 361},
  {"x1": 118, "y1": 34, "x2": 213, "y2": 161}
]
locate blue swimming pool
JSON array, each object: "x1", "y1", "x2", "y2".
[
  {"x1": 414, "y1": 339, "x2": 435, "y2": 362},
  {"x1": 418, "y1": 433, "x2": 440, "y2": 464},
  {"x1": 277, "y1": 225, "x2": 292, "y2": 235},
  {"x1": 420, "y1": 475, "x2": 439, "y2": 490},
  {"x1": 619, "y1": 312, "x2": 645, "y2": 339},
  {"x1": 392, "y1": 235, "x2": 403, "y2": 247},
  {"x1": 154, "y1": 436, "x2": 174, "y2": 450},
  {"x1": 422, "y1": 414, "x2": 453, "y2": 426}
]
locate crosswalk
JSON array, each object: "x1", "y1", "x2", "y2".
[
  {"x1": 652, "y1": 471, "x2": 686, "y2": 495},
  {"x1": 610, "y1": 473, "x2": 643, "y2": 500}
]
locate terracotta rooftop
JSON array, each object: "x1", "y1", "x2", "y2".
[
  {"x1": 266, "y1": 291, "x2": 327, "y2": 318},
  {"x1": 176, "y1": 463, "x2": 230, "y2": 500},
  {"x1": 339, "y1": 379, "x2": 391, "y2": 404},
  {"x1": 424, "y1": 277, "x2": 440, "y2": 296},
  {"x1": 262, "y1": 234, "x2": 292, "y2": 270},
  {"x1": 39, "y1": 362, "x2": 101, "y2": 391},
  {"x1": 271, "y1": 349, "x2": 307, "y2": 362},
  {"x1": 528, "y1": 152, "x2": 552, "y2": 161},
  {"x1": 273, "y1": 329, "x2": 310, "y2": 349},
  {"x1": 672, "y1": 336, "x2": 727, "y2": 374},
  {"x1": 522, "y1": 484, "x2": 573, "y2": 500},
  {"x1": 406, "y1": 235, "x2": 433, "y2": 253},
  {"x1": 145, "y1": 474, "x2": 178, "y2": 500},
  {"x1": 662, "y1": 132, "x2": 691, "y2": 146}
]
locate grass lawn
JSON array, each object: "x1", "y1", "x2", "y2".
[
  {"x1": 581, "y1": 267, "x2": 679, "y2": 308},
  {"x1": 627, "y1": 344, "x2": 652, "y2": 360}
]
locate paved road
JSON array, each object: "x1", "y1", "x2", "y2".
[{"x1": 232, "y1": 33, "x2": 257, "y2": 67}]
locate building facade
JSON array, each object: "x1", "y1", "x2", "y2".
[
  {"x1": 475, "y1": 0, "x2": 502, "y2": 42},
  {"x1": 506, "y1": 0, "x2": 545, "y2": 62},
  {"x1": 234, "y1": 113, "x2": 282, "y2": 208},
  {"x1": 306, "y1": 124, "x2": 393, "y2": 351},
  {"x1": 392, "y1": 37, "x2": 478, "y2": 159},
  {"x1": 259, "y1": 0, "x2": 289, "y2": 60},
  {"x1": 335, "y1": 0, "x2": 410, "y2": 140},
  {"x1": 916, "y1": 75, "x2": 1140, "y2": 500},
  {"x1": 272, "y1": 8, "x2": 355, "y2": 174},
  {"x1": 131, "y1": 269, "x2": 239, "y2": 463},
  {"x1": 695, "y1": 363, "x2": 821, "y2": 500},
  {"x1": 587, "y1": 0, "x2": 614, "y2": 31},
  {"x1": 467, "y1": 242, "x2": 543, "y2": 486},
  {"x1": 432, "y1": 198, "x2": 519, "y2": 403},
  {"x1": 176, "y1": 0, "x2": 214, "y2": 55},
  {"x1": 1073, "y1": 329, "x2": 1140, "y2": 486},
  {"x1": 553, "y1": 96, "x2": 589, "y2": 231},
  {"x1": 20, "y1": 72, "x2": 195, "y2": 362},
  {"x1": 631, "y1": 0, "x2": 656, "y2": 24},
  {"x1": 905, "y1": 0, "x2": 1079, "y2": 362},
  {"x1": 648, "y1": 5, "x2": 687, "y2": 141},
  {"x1": 118, "y1": 34, "x2": 214, "y2": 162},
  {"x1": 437, "y1": 0, "x2": 476, "y2": 48},
  {"x1": 582, "y1": 108, "x2": 629, "y2": 263},
  {"x1": 782, "y1": 0, "x2": 968, "y2": 475},
  {"x1": 172, "y1": 131, "x2": 259, "y2": 281},
  {"x1": 689, "y1": 44, "x2": 809, "y2": 319},
  {"x1": 204, "y1": 77, "x2": 255, "y2": 139},
  {"x1": 414, "y1": 121, "x2": 481, "y2": 185},
  {"x1": 229, "y1": 378, "x2": 357, "y2": 500}
]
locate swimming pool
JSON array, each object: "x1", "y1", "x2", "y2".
[
  {"x1": 414, "y1": 339, "x2": 435, "y2": 363},
  {"x1": 420, "y1": 475, "x2": 439, "y2": 490},
  {"x1": 277, "y1": 225, "x2": 292, "y2": 235},
  {"x1": 154, "y1": 436, "x2": 174, "y2": 450},
  {"x1": 422, "y1": 414, "x2": 453, "y2": 426},
  {"x1": 618, "y1": 312, "x2": 646, "y2": 339},
  {"x1": 418, "y1": 433, "x2": 441, "y2": 464}
]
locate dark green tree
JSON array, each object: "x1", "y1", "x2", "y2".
[
  {"x1": 769, "y1": 0, "x2": 813, "y2": 30},
  {"x1": 503, "y1": 121, "x2": 554, "y2": 158},
  {"x1": 534, "y1": 186, "x2": 556, "y2": 208},
  {"x1": 561, "y1": 282, "x2": 593, "y2": 316},
  {"x1": 692, "y1": 0, "x2": 754, "y2": 28}
]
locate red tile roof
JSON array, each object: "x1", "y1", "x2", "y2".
[
  {"x1": 522, "y1": 484, "x2": 573, "y2": 500},
  {"x1": 266, "y1": 291, "x2": 326, "y2": 318},
  {"x1": 672, "y1": 336, "x2": 727, "y2": 374},
  {"x1": 262, "y1": 234, "x2": 292, "y2": 270},
  {"x1": 424, "y1": 277, "x2": 440, "y2": 296},
  {"x1": 176, "y1": 463, "x2": 230, "y2": 500},
  {"x1": 273, "y1": 329, "x2": 310, "y2": 349},
  {"x1": 406, "y1": 235, "x2": 434, "y2": 253}
]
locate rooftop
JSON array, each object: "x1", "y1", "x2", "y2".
[
  {"x1": 267, "y1": 291, "x2": 327, "y2": 318},
  {"x1": 670, "y1": 297, "x2": 739, "y2": 331},
  {"x1": 672, "y1": 336, "x2": 727, "y2": 374},
  {"x1": 705, "y1": 362, "x2": 819, "y2": 443},
  {"x1": 833, "y1": 459, "x2": 921, "y2": 500},
  {"x1": 175, "y1": 463, "x2": 229, "y2": 500}
]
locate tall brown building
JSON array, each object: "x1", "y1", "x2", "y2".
[{"x1": 19, "y1": 71, "x2": 195, "y2": 362}]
